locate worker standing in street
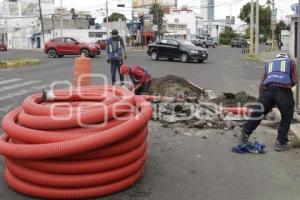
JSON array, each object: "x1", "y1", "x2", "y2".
[
  {"x1": 120, "y1": 64, "x2": 152, "y2": 95},
  {"x1": 240, "y1": 53, "x2": 298, "y2": 151},
  {"x1": 106, "y1": 29, "x2": 127, "y2": 85}
]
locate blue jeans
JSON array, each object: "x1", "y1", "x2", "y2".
[{"x1": 110, "y1": 59, "x2": 124, "y2": 85}]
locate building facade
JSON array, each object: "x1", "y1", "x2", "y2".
[
  {"x1": 200, "y1": 0, "x2": 214, "y2": 21},
  {"x1": 163, "y1": 8, "x2": 203, "y2": 39},
  {"x1": 0, "y1": 0, "x2": 55, "y2": 49},
  {"x1": 0, "y1": 0, "x2": 94, "y2": 49},
  {"x1": 132, "y1": 0, "x2": 177, "y2": 8}
]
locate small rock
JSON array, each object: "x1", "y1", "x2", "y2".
[
  {"x1": 192, "y1": 120, "x2": 206, "y2": 129},
  {"x1": 202, "y1": 135, "x2": 208, "y2": 139},
  {"x1": 207, "y1": 122, "x2": 213, "y2": 128}
]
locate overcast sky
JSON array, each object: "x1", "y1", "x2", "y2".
[{"x1": 55, "y1": 0, "x2": 297, "y2": 21}]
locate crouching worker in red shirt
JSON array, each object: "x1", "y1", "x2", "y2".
[{"x1": 120, "y1": 64, "x2": 152, "y2": 95}]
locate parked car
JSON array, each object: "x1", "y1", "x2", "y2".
[
  {"x1": 231, "y1": 39, "x2": 248, "y2": 48},
  {"x1": 198, "y1": 36, "x2": 217, "y2": 48},
  {"x1": 91, "y1": 39, "x2": 107, "y2": 50},
  {"x1": 147, "y1": 39, "x2": 208, "y2": 63},
  {"x1": 44, "y1": 37, "x2": 100, "y2": 58},
  {"x1": 0, "y1": 43, "x2": 7, "y2": 51},
  {"x1": 191, "y1": 39, "x2": 202, "y2": 46}
]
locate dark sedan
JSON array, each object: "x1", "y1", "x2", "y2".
[{"x1": 147, "y1": 39, "x2": 208, "y2": 63}]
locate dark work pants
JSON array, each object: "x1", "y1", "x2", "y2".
[
  {"x1": 243, "y1": 86, "x2": 295, "y2": 145},
  {"x1": 110, "y1": 59, "x2": 124, "y2": 85},
  {"x1": 135, "y1": 81, "x2": 151, "y2": 95}
]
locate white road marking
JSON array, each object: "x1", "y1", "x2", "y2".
[
  {"x1": 0, "y1": 84, "x2": 47, "y2": 101},
  {"x1": 0, "y1": 80, "x2": 41, "y2": 92},
  {"x1": 0, "y1": 78, "x2": 21, "y2": 85}
]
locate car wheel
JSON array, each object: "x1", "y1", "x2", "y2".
[
  {"x1": 80, "y1": 48, "x2": 90, "y2": 57},
  {"x1": 48, "y1": 49, "x2": 57, "y2": 58},
  {"x1": 180, "y1": 53, "x2": 189, "y2": 63},
  {"x1": 58, "y1": 54, "x2": 64, "y2": 58},
  {"x1": 198, "y1": 59, "x2": 204, "y2": 63},
  {"x1": 151, "y1": 51, "x2": 159, "y2": 61},
  {"x1": 213, "y1": 44, "x2": 216, "y2": 48},
  {"x1": 202, "y1": 43, "x2": 207, "y2": 48},
  {"x1": 168, "y1": 58, "x2": 174, "y2": 61}
]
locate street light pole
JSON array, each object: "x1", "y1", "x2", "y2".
[
  {"x1": 296, "y1": 0, "x2": 300, "y2": 111},
  {"x1": 249, "y1": 0, "x2": 254, "y2": 56},
  {"x1": 60, "y1": 0, "x2": 63, "y2": 37},
  {"x1": 106, "y1": 0, "x2": 109, "y2": 39},
  {"x1": 271, "y1": 0, "x2": 276, "y2": 51},
  {"x1": 255, "y1": 0, "x2": 259, "y2": 55}
]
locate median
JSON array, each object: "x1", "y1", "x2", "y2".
[{"x1": 0, "y1": 59, "x2": 40, "y2": 68}]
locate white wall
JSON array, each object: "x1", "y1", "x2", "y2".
[
  {"x1": 164, "y1": 12, "x2": 197, "y2": 35},
  {"x1": 281, "y1": 30, "x2": 290, "y2": 51},
  {"x1": 50, "y1": 29, "x2": 107, "y2": 43},
  {"x1": 289, "y1": 17, "x2": 296, "y2": 58}
]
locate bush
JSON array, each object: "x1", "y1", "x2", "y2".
[{"x1": 219, "y1": 27, "x2": 237, "y2": 45}]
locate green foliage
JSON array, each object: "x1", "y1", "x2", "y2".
[
  {"x1": 239, "y1": 3, "x2": 271, "y2": 40},
  {"x1": 103, "y1": 12, "x2": 127, "y2": 22},
  {"x1": 149, "y1": 3, "x2": 164, "y2": 34},
  {"x1": 275, "y1": 20, "x2": 289, "y2": 36},
  {"x1": 219, "y1": 27, "x2": 237, "y2": 45}
]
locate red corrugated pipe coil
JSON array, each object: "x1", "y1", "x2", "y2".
[{"x1": 0, "y1": 86, "x2": 153, "y2": 199}]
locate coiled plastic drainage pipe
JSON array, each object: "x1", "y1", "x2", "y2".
[{"x1": 0, "y1": 86, "x2": 153, "y2": 199}]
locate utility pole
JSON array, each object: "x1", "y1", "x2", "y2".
[
  {"x1": 155, "y1": 0, "x2": 159, "y2": 40},
  {"x1": 249, "y1": 0, "x2": 254, "y2": 56},
  {"x1": 60, "y1": 0, "x2": 63, "y2": 37},
  {"x1": 296, "y1": 0, "x2": 300, "y2": 111},
  {"x1": 106, "y1": 0, "x2": 109, "y2": 39},
  {"x1": 255, "y1": 0, "x2": 259, "y2": 55},
  {"x1": 271, "y1": 0, "x2": 276, "y2": 51},
  {"x1": 38, "y1": 0, "x2": 45, "y2": 46}
]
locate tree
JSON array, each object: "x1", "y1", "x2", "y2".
[
  {"x1": 275, "y1": 20, "x2": 289, "y2": 37},
  {"x1": 149, "y1": 3, "x2": 164, "y2": 35},
  {"x1": 103, "y1": 12, "x2": 126, "y2": 22},
  {"x1": 239, "y1": 3, "x2": 271, "y2": 40},
  {"x1": 219, "y1": 27, "x2": 237, "y2": 45}
]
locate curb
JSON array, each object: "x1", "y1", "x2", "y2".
[{"x1": 0, "y1": 59, "x2": 40, "y2": 68}]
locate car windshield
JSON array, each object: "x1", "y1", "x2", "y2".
[{"x1": 178, "y1": 40, "x2": 195, "y2": 47}]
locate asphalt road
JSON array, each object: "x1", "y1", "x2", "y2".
[{"x1": 0, "y1": 48, "x2": 299, "y2": 200}]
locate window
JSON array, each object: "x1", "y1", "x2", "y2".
[
  {"x1": 65, "y1": 38, "x2": 77, "y2": 43},
  {"x1": 168, "y1": 40, "x2": 178, "y2": 46},
  {"x1": 89, "y1": 32, "x2": 104, "y2": 38},
  {"x1": 52, "y1": 38, "x2": 63, "y2": 43},
  {"x1": 159, "y1": 40, "x2": 168, "y2": 45}
]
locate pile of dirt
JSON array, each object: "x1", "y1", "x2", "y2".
[
  {"x1": 213, "y1": 91, "x2": 256, "y2": 107},
  {"x1": 148, "y1": 75, "x2": 206, "y2": 99}
]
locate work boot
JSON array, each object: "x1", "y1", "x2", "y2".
[
  {"x1": 274, "y1": 141, "x2": 291, "y2": 152},
  {"x1": 239, "y1": 132, "x2": 250, "y2": 144}
]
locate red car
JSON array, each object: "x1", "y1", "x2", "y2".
[
  {"x1": 0, "y1": 43, "x2": 7, "y2": 51},
  {"x1": 91, "y1": 40, "x2": 107, "y2": 50},
  {"x1": 44, "y1": 37, "x2": 100, "y2": 58}
]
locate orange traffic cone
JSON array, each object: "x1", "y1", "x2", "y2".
[{"x1": 74, "y1": 54, "x2": 92, "y2": 87}]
